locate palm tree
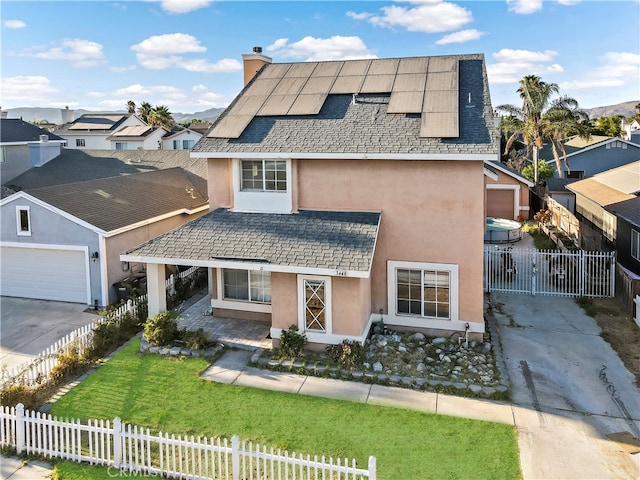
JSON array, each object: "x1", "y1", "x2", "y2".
[
  {"x1": 496, "y1": 75, "x2": 589, "y2": 182},
  {"x1": 148, "y1": 105, "x2": 175, "y2": 129},
  {"x1": 126, "y1": 100, "x2": 136, "y2": 114},
  {"x1": 137, "y1": 102, "x2": 152, "y2": 124}
]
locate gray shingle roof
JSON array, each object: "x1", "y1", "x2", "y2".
[
  {"x1": 123, "y1": 208, "x2": 381, "y2": 273},
  {"x1": 25, "y1": 168, "x2": 207, "y2": 232},
  {"x1": 0, "y1": 119, "x2": 65, "y2": 143},
  {"x1": 605, "y1": 196, "x2": 640, "y2": 225},
  {"x1": 193, "y1": 54, "x2": 497, "y2": 158},
  {"x1": 4, "y1": 149, "x2": 207, "y2": 196}
]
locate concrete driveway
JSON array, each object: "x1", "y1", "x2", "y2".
[
  {"x1": 0, "y1": 297, "x2": 100, "y2": 372},
  {"x1": 489, "y1": 292, "x2": 640, "y2": 479}
]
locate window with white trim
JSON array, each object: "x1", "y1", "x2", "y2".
[
  {"x1": 222, "y1": 269, "x2": 271, "y2": 303},
  {"x1": 389, "y1": 261, "x2": 458, "y2": 322},
  {"x1": 182, "y1": 139, "x2": 194, "y2": 149},
  {"x1": 76, "y1": 139, "x2": 85, "y2": 147},
  {"x1": 241, "y1": 160, "x2": 287, "y2": 192},
  {"x1": 16, "y1": 206, "x2": 31, "y2": 236},
  {"x1": 115, "y1": 142, "x2": 128, "y2": 150},
  {"x1": 632, "y1": 229, "x2": 640, "y2": 262}
]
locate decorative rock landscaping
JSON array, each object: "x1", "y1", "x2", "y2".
[
  {"x1": 252, "y1": 318, "x2": 510, "y2": 400},
  {"x1": 139, "y1": 337, "x2": 225, "y2": 358}
]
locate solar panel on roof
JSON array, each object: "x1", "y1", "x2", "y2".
[
  {"x1": 421, "y1": 112, "x2": 459, "y2": 138},
  {"x1": 259, "y1": 63, "x2": 291, "y2": 79},
  {"x1": 422, "y1": 90, "x2": 457, "y2": 112},
  {"x1": 311, "y1": 62, "x2": 344, "y2": 77},
  {"x1": 244, "y1": 78, "x2": 280, "y2": 96},
  {"x1": 208, "y1": 115, "x2": 254, "y2": 139},
  {"x1": 425, "y1": 71, "x2": 458, "y2": 90},
  {"x1": 229, "y1": 95, "x2": 268, "y2": 115},
  {"x1": 360, "y1": 74, "x2": 396, "y2": 93},
  {"x1": 391, "y1": 73, "x2": 427, "y2": 92},
  {"x1": 330, "y1": 76, "x2": 365, "y2": 94},
  {"x1": 428, "y1": 56, "x2": 457, "y2": 72},
  {"x1": 300, "y1": 76, "x2": 335, "y2": 95},
  {"x1": 368, "y1": 58, "x2": 399, "y2": 75},
  {"x1": 388, "y1": 91, "x2": 424, "y2": 114},
  {"x1": 256, "y1": 95, "x2": 298, "y2": 116},
  {"x1": 272, "y1": 77, "x2": 307, "y2": 95},
  {"x1": 337, "y1": 59, "x2": 371, "y2": 76},
  {"x1": 288, "y1": 94, "x2": 327, "y2": 115},
  {"x1": 285, "y1": 62, "x2": 317, "y2": 77},
  {"x1": 397, "y1": 57, "x2": 429, "y2": 74}
]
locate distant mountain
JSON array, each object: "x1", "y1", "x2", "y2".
[
  {"x1": 4, "y1": 101, "x2": 637, "y2": 125},
  {"x1": 4, "y1": 107, "x2": 224, "y2": 124},
  {"x1": 583, "y1": 100, "x2": 639, "y2": 119}
]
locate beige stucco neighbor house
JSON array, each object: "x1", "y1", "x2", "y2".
[{"x1": 122, "y1": 50, "x2": 500, "y2": 347}]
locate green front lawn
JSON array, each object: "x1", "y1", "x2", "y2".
[{"x1": 50, "y1": 338, "x2": 521, "y2": 479}]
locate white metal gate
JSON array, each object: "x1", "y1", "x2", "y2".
[{"x1": 484, "y1": 246, "x2": 615, "y2": 297}]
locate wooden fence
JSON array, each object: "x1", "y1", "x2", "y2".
[
  {"x1": 0, "y1": 267, "x2": 201, "y2": 388},
  {"x1": 0, "y1": 404, "x2": 376, "y2": 479}
]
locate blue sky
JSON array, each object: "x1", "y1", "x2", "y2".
[{"x1": 1, "y1": 0, "x2": 639, "y2": 115}]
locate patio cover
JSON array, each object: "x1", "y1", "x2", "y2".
[{"x1": 121, "y1": 208, "x2": 381, "y2": 278}]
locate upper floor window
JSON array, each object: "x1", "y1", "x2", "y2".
[
  {"x1": 183, "y1": 139, "x2": 195, "y2": 150},
  {"x1": 632, "y1": 229, "x2": 640, "y2": 262},
  {"x1": 241, "y1": 160, "x2": 287, "y2": 192},
  {"x1": 564, "y1": 170, "x2": 584, "y2": 179},
  {"x1": 16, "y1": 206, "x2": 31, "y2": 236},
  {"x1": 76, "y1": 139, "x2": 86, "y2": 147}
]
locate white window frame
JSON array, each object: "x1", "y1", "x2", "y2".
[
  {"x1": 212, "y1": 268, "x2": 272, "y2": 313},
  {"x1": 232, "y1": 158, "x2": 292, "y2": 213},
  {"x1": 182, "y1": 139, "x2": 194, "y2": 150},
  {"x1": 76, "y1": 138, "x2": 86, "y2": 147},
  {"x1": 240, "y1": 159, "x2": 287, "y2": 192},
  {"x1": 115, "y1": 142, "x2": 128, "y2": 150},
  {"x1": 386, "y1": 261, "x2": 460, "y2": 330},
  {"x1": 632, "y1": 229, "x2": 640, "y2": 262},
  {"x1": 297, "y1": 275, "x2": 332, "y2": 341},
  {"x1": 16, "y1": 206, "x2": 31, "y2": 236}
]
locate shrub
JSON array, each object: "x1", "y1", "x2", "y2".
[
  {"x1": 143, "y1": 311, "x2": 179, "y2": 346},
  {"x1": 180, "y1": 328, "x2": 209, "y2": 350},
  {"x1": 326, "y1": 340, "x2": 365, "y2": 370},
  {"x1": 50, "y1": 341, "x2": 89, "y2": 382},
  {"x1": 278, "y1": 325, "x2": 307, "y2": 358},
  {"x1": 533, "y1": 209, "x2": 552, "y2": 225}
]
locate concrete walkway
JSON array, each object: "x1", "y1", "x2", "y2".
[{"x1": 0, "y1": 455, "x2": 52, "y2": 480}]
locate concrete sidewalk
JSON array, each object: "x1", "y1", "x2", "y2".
[
  {"x1": 203, "y1": 348, "x2": 640, "y2": 480},
  {"x1": 0, "y1": 455, "x2": 52, "y2": 480}
]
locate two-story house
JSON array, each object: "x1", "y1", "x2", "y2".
[
  {"x1": 0, "y1": 119, "x2": 66, "y2": 184},
  {"x1": 54, "y1": 113, "x2": 148, "y2": 150},
  {"x1": 122, "y1": 49, "x2": 499, "y2": 347}
]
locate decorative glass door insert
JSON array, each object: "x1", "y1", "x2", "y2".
[{"x1": 304, "y1": 279, "x2": 326, "y2": 332}]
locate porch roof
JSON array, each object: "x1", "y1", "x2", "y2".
[{"x1": 122, "y1": 208, "x2": 381, "y2": 277}]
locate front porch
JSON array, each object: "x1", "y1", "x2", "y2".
[{"x1": 177, "y1": 293, "x2": 272, "y2": 351}]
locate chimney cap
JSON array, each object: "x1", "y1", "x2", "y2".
[{"x1": 253, "y1": 46, "x2": 262, "y2": 53}]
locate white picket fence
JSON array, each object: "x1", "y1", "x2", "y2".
[
  {"x1": 0, "y1": 404, "x2": 376, "y2": 479},
  {"x1": 0, "y1": 267, "x2": 202, "y2": 388}
]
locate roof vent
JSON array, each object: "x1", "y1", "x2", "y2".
[
  {"x1": 39, "y1": 135, "x2": 49, "y2": 142},
  {"x1": 352, "y1": 93, "x2": 358, "y2": 105},
  {"x1": 253, "y1": 46, "x2": 262, "y2": 54}
]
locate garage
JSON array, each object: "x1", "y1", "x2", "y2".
[
  {"x1": 486, "y1": 188, "x2": 516, "y2": 219},
  {"x1": 0, "y1": 246, "x2": 89, "y2": 303}
]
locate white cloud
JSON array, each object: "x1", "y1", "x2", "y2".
[
  {"x1": 349, "y1": 1, "x2": 473, "y2": 33},
  {"x1": 0, "y1": 76, "x2": 59, "y2": 106},
  {"x1": 488, "y1": 49, "x2": 562, "y2": 84},
  {"x1": 4, "y1": 20, "x2": 26, "y2": 29},
  {"x1": 506, "y1": 0, "x2": 543, "y2": 14},
  {"x1": 110, "y1": 65, "x2": 137, "y2": 73},
  {"x1": 159, "y1": 0, "x2": 213, "y2": 14},
  {"x1": 436, "y1": 29, "x2": 484, "y2": 45},
  {"x1": 560, "y1": 51, "x2": 640, "y2": 90},
  {"x1": 131, "y1": 33, "x2": 241, "y2": 72},
  {"x1": 266, "y1": 36, "x2": 376, "y2": 61},
  {"x1": 22, "y1": 39, "x2": 105, "y2": 67}
]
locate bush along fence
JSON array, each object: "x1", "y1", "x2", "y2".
[
  {"x1": 0, "y1": 404, "x2": 376, "y2": 480},
  {"x1": 0, "y1": 267, "x2": 202, "y2": 392}
]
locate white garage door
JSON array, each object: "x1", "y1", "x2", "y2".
[{"x1": 0, "y1": 246, "x2": 89, "y2": 303}]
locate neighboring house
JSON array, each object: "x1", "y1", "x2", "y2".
[
  {"x1": 544, "y1": 177, "x2": 579, "y2": 211},
  {"x1": 53, "y1": 113, "x2": 147, "y2": 150},
  {"x1": 565, "y1": 161, "x2": 640, "y2": 251},
  {"x1": 606, "y1": 196, "x2": 640, "y2": 275},
  {"x1": 0, "y1": 119, "x2": 66, "y2": 183},
  {"x1": 106, "y1": 125, "x2": 168, "y2": 150},
  {"x1": 539, "y1": 135, "x2": 640, "y2": 179},
  {"x1": 483, "y1": 160, "x2": 533, "y2": 220},
  {"x1": 122, "y1": 50, "x2": 499, "y2": 348},
  {"x1": 0, "y1": 168, "x2": 208, "y2": 307},
  {"x1": 162, "y1": 126, "x2": 203, "y2": 150},
  {"x1": 621, "y1": 118, "x2": 640, "y2": 143}
]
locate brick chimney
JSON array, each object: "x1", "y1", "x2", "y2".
[{"x1": 242, "y1": 46, "x2": 272, "y2": 86}]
